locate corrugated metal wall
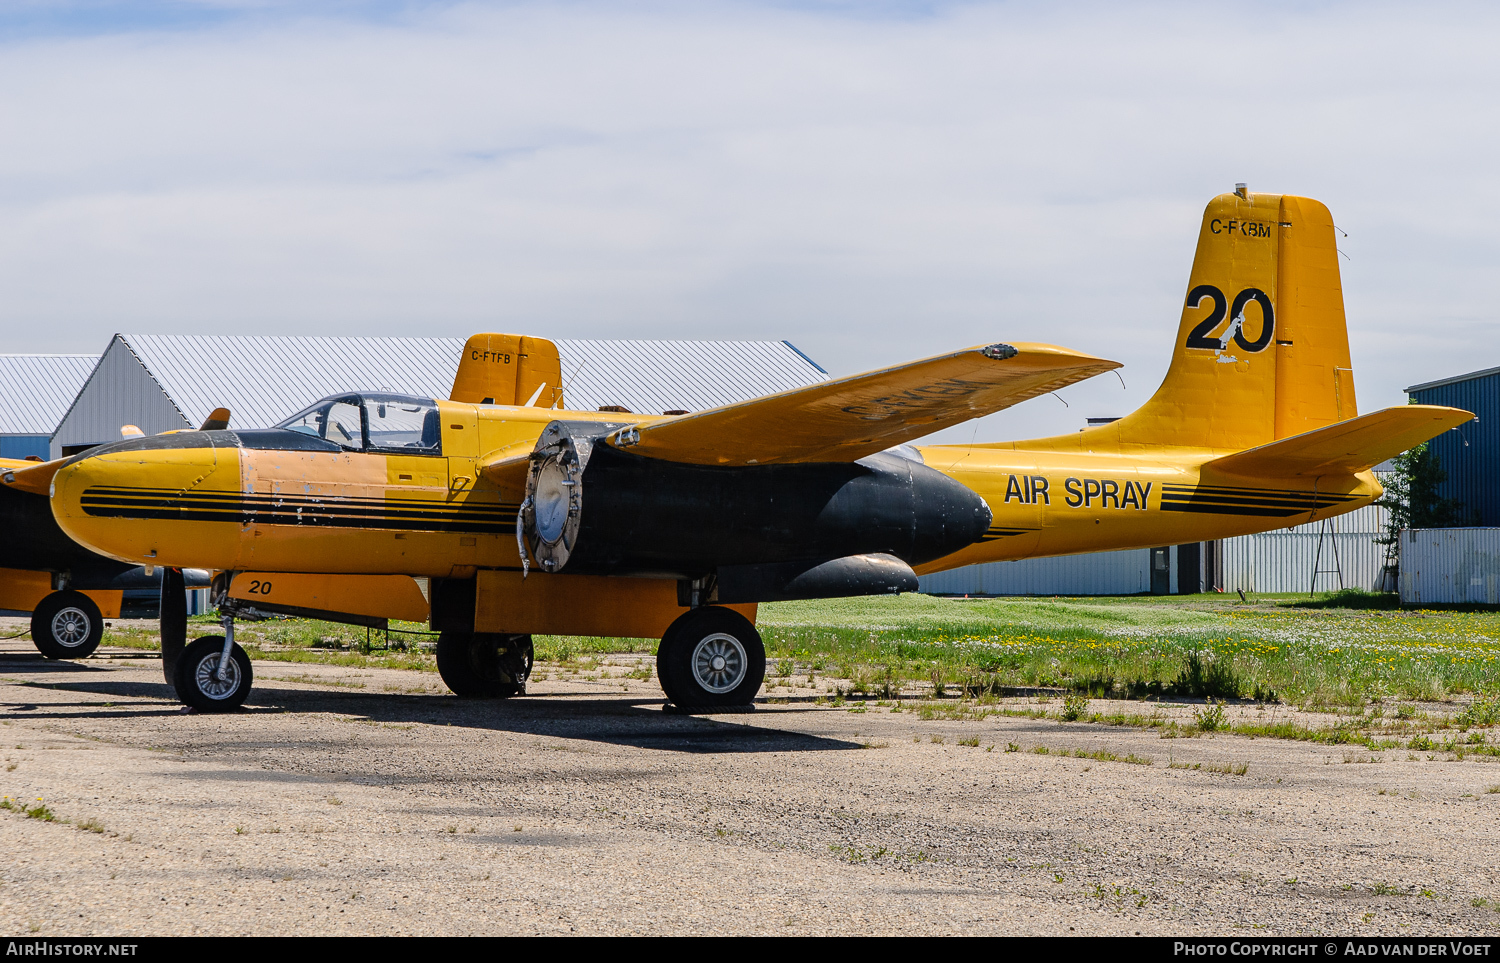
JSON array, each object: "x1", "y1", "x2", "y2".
[
  {"x1": 1408, "y1": 370, "x2": 1498, "y2": 526},
  {"x1": 1399, "y1": 528, "x2": 1500, "y2": 604},
  {"x1": 51, "y1": 340, "x2": 191, "y2": 457},
  {"x1": 918, "y1": 548, "x2": 1152, "y2": 596},
  {"x1": 0, "y1": 355, "x2": 98, "y2": 434},
  {"x1": 51, "y1": 335, "x2": 830, "y2": 454},
  {"x1": 1217, "y1": 501, "x2": 1389, "y2": 594},
  {"x1": 924, "y1": 501, "x2": 1391, "y2": 598}
]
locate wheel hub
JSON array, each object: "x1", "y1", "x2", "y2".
[
  {"x1": 690, "y1": 633, "x2": 747, "y2": 694},
  {"x1": 194, "y1": 653, "x2": 241, "y2": 700},
  {"x1": 50, "y1": 607, "x2": 91, "y2": 648}
]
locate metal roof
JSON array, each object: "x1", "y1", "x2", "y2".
[
  {"x1": 1407, "y1": 364, "x2": 1500, "y2": 394},
  {"x1": 115, "y1": 335, "x2": 828, "y2": 429},
  {"x1": 0, "y1": 354, "x2": 99, "y2": 434}
]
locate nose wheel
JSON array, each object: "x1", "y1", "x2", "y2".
[
  {"x1": 657, "y1": 607, "x2": 765, "y2": 709},
  {"x1": 172, "y1": 616, "x2": 253, "y2": 712}
]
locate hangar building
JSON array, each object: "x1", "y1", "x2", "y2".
[
  {"x1": 52, "y1": 334, "x2": 827, "y2": 457},
  {"x1": 1398, "y1": 364, "x2": 1500, "y2": 604},
  {"x1": 0, "y1": 354, "x2": 98, "y2": 459},
  {"x1": 1406, "y1": 365, "x2": 1498, "y2": 526}
]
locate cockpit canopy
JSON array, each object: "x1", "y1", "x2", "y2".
[{"x1": 275, "y1": 393, "x2": 442, "y2": 455}]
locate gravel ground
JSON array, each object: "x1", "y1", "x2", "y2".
[{"x1": 2, "y1": 635, "x2": 1499, "y2": 937}]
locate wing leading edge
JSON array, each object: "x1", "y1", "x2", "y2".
[{"x1": 601, "y1": 342, "x2": 1120, "y2": 466}]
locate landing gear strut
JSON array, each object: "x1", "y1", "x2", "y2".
[
  {"x1": 172, "y1": 614, "x2": 253, "y2": 712},
  {"x1": 436, "y1": 631, "x2": 533, "y2": 698},
  {"x1": 656, "y1": 606, "x2": 765, "y2": 709},
  {"x1": 159, "y1": 567, "x2": 187, "y2": 683}
]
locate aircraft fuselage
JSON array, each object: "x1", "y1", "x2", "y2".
[{"x1": 48, "y1": 398, "x2": 993, "y2": 581}]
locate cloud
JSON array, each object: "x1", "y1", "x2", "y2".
[{"x1": 0, "y1": 1, "x2": 1494, "y2": 439}]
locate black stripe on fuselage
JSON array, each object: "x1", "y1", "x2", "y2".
[
  {"x1": 978, "y1": 527, "x2": 1038, "y2": 542},
  {"x1": 1158, "y1": 484, "x2": 1359, "y2": 517},
  {"x1": 80, "y1": 486, "x2": 518, "y2": 535}
]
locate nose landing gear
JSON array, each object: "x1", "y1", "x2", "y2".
[{"x1": 172, "y1": 614, "x2": 253, "y2": 712}]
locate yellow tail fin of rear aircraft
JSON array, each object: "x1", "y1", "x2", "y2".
[{"x1": 449, "y1": 334, "x2": 565, "y2": 408}]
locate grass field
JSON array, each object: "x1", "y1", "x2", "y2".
[
  {"x1": 754, "y1": 591, "x2": 1500, "y2": 709},
  {"x1": 92, "y1": 590, "x2": 1500, "y2": 716}
]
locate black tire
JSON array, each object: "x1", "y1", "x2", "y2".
[
  {"x1": 436, "y1": 631, "x2": 531, "y2": 698},
  {"x1": 172, "y1": 635, "x2": 253, "y2": 712},
  {"x1": 656, "y1": 607, "x2": 765, "y2": 708},
  {"x1": 30, "y1": 591, "x2": 104, "y2": 660}
]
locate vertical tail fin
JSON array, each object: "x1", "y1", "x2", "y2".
[
  {"x1": 1109, "y1": 190, "x2": 1354, "y2": 451},
  {"x1": 450, "y1": 334, "x2": 564, "y2": 408}
]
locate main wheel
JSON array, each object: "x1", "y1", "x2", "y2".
[
  {"x1": 656, "y1": 607, "x2": 765, "y2": 708},
  {"x1": 436, "y1": 631, "x2": 532, "y2": 698},
  {"x1": 30, "y1": 591, "x2": 104, "y2": 660},
  {"x1": 172, "y1": 635, "x2": 253, "y2": 712}
]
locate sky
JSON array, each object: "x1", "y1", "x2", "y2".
[{"x1": 0, "y1": 0, "x2": 1495, "y2": 440}]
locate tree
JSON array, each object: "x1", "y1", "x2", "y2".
[{"x1": 1377, "y1": 442, "x2": 1469, "y2": 550}]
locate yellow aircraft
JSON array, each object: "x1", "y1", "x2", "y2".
[{"x1": 6, "y1": 188, "x2": 1471, "y2": 713}]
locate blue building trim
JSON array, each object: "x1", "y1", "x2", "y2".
[
  {"x1": 781, "y1": 340, "x2": 828, "y2": 375},
  {"x1": 0, "y1": 435, "x2": 50, "y2": 460}
]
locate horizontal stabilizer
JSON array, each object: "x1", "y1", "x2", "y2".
[
  {"x1": 609, "y1": 342, "x2": 1119, "y2": 466},
  {"x1": 1205, "y1": 405, "x2": 1474, "y2": 478}
]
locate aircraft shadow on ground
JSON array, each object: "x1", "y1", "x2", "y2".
[
  {"x1": 1, "y1": 666, "x2": 861, "y2": 753},
  {"x1": 255, "y1": 686, "x2": 864, "y2": 754},
  {"x1": 0, "y1": 653, "x2": 114, "y2": 674}
]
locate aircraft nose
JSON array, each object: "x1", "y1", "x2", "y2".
[{"x1": 50, "y1": 435, "x2": 231, "y2": 567}]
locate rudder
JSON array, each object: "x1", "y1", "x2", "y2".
[{"x1": 1110, "y1": 189, "x2": 1354, "y2": 451}]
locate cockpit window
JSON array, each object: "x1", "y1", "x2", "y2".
[
  {"x1": 326, "y1": 401, "x2": 364, "y2": 449},
  {"x1": 366, "y1": 396, "x2": 441, "y2": 452},
  {"x1": 275, "y1": 393, "x2": 442, "y2": 455}
]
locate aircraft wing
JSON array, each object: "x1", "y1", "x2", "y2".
[
  {"x1": 475, "y1": 443, "x2": 534, "y2": 500},
  {"x1": 603, "y1": 342, "x2": 1119, "y2": 466},
  {"x1": 1204, "y1": 405, "x2": 1475, "y2": 478},
  {"x1": 0, "y1": 457, "x2": 67, "y2": 496}
]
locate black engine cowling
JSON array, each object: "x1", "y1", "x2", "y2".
[{"x1": 519, "y1": 421, "x2": 991, "y2": 580}]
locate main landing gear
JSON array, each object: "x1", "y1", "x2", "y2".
[
  {"x1": 430, "y1": 606, "x2": 767, "y2": 709},
  {"x1": 30, "y1": 591, "x2": 104, "y2": 661},
  {"x1": 656, "y1": 606, "x2": 766, "y2": 709},
  {"x1": 436, "y1": 631, "x2": 534, "y2": 698}
]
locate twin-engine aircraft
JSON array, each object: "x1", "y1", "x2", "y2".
[{"x1": 5, "y1": 189, "x2": 1471, "y2": 713}]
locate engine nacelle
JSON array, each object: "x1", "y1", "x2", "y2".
[{"x1": 519, "y1": 421, "x2": 991, "y2": 581}]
